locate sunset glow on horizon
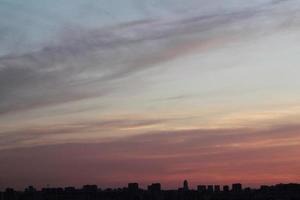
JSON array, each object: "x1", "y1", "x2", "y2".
[{"x1": 1, "y1": 0, "x2": 300, "y2": 190}]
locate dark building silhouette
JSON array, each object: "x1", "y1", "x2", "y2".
[
  {"x1": 197, "y1": 185, "x2": 206, "y2": 193},
  {"x1": 232, "y1": 183, "x2": 242, "y2": 192},
  {"x1": 260, "y1": 185, "x2": 270, "y2": 191},
  {"x1": 64, "y1": 187, "x2": 76, "y2": 192},
  {"x1": 244, "y1": 187, "x2": 251, "y2": 192},
  {"x1": 214, "y1": 185, "x2": 220, "y2": 192},
  {"x1": 207, "y1": 185, "x2": 214, "y2": 193},
  {"x1": 148, "y1": 183, "x2": 161, "y2": 193},
  {"x1": 223, "y1": 185, "x2": 229, "y2": 192},
  {"x1": 3, "y1": 182, "x2": 300, "y2": 200},
  {"x1": 3, "y1": 188, "x2": 16, "y2": 200},
  {"x1": 128, "y1": 183, "x2": 139, "y2": 192},
  {"x1": 183, "y1": 180, "x2": 189, "y2": 191},
  {"x1": 24, "y1": 186, "x2": 36, "y2": 193},
  {"x1": 82, "y1": 185, "x2": 98, "y2": 193},
  {"x1": 41, "y1": 187, "x2": 63, "y2": 193}
]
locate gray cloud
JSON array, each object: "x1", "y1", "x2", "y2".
[{"x1": 1, "y1": 0, "x2": 298, "y2": 116}]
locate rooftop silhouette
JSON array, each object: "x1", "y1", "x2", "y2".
[{"x1": 1, "y1": 181, "x2": 300, "y2": 200}]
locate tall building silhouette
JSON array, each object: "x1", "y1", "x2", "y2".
[{"x1": 183, "y1": 180, "x2": 189, "y2": 191}]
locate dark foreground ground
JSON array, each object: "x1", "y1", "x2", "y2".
[{"x1": 2, "y1": 183, "x2": 300, "y2": 200}]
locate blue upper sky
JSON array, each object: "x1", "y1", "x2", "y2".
[{"x1": 0, "y1": 0, "x2": 274, "y2": 55}]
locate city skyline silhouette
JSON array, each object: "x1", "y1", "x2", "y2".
[
  {"x1": 1, "y1": 0, "x2": 300, "y2": 199},
  {"x1": 2, "y1": 180, "x2": 300, "y2": 200}
]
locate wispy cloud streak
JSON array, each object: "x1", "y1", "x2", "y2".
[{"x1": 1, "y1": 0, "x2": 298, "y2": 115}]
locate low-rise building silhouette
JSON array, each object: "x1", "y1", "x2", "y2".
[
  {"x1": 128, "y1": 183, "x2": 139, "y2": 192},
  {"x1": 82, "y1": 185, "x2": 98, "y2": 193},
  {"x1": 64, "y1": 187, "x2": 76, "y2": 193},
  {"x1": 24, "y1": 186, "x2": 36, "y2": 193},
  {"x1": 207, "y1": 185, "x2": 214, "y2": 193},
  {"x1": 197, "y1": 185, "x2": 206, "y2": 193},
  {"x1": 214, "y1": 185, "x2": 220, "y2": 192},
  {"x1": 148, "y1": 183, "x2": 161, "y2": 193},
  {"x1": 232, "y1": 183, "x2": 242, "y2": 192},
  {"x1": 223, "y1": 185, "x2": 229, "y2": 192},
  {"x1": 3, "y1": 182, "x2": 300, "y2": 200}
]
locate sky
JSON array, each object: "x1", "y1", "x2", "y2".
[{"x1": 1, "y1": 0, "x2": 300, "y2": 190}]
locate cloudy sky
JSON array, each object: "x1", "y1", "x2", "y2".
[{"x1": 1, "y1": 0, "x2": 300, "y2": 190}]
